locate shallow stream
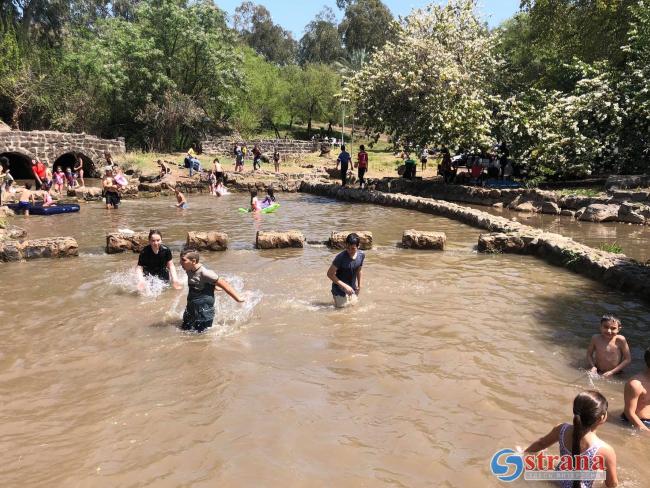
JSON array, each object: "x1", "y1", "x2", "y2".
[{"x1": 1, "y1": 193, "x2": 648, "y2": 487}]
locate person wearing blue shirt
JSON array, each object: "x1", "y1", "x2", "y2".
[
  {"x1": 327, "y1": 233, "x2": 365, "y2": 308},
  {"x1": 337, "y1": 145, "x2": 352, "y2": 186}
]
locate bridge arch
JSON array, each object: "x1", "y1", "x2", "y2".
[
  {"x1": 52, "y1": 150, "x2": 97, "y2": 176},
  {"x1": 0, "y1": 148, "x2": 36, "y2": 179}
]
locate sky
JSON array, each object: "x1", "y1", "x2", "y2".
[{"x1": 214, "y1": 0, "x2": 521, "y2": 37}]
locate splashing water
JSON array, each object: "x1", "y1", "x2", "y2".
[
  {"x1": 162, "y1": 272, "x2": 262, "y2": 336},
  {"x1": 106, "y1": 267, "x2": 183, "y2": 299}
]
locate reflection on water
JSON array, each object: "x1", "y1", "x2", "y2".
[{"x1": 1, "y1": 193, "x2": 649, "y2": 487}]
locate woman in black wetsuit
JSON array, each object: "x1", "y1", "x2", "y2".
[{"x1": 136, "y1": 229, "x2": 181, "y2": 290}]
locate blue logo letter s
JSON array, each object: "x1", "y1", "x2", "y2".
[{"x1": 490, "y1": 448, "x2": 524, "y2": 482}]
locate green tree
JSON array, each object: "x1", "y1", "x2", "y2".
[
  {"x1": 337, "y1": 0, "x2": 395, "y2": 54},
  {"x1": 298, "y1": 7, "x2": 345, "y2": 65},
  {"x1": 234, "y1": 1, "x2": 297, "y2": 65},
  {"x1": 234, "y1": 47, "x2": 290, "y2": 137},
  {"x1": 294, "y1": 64, "x2": 341, "y2": 137}
]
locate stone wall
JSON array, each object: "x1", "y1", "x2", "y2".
[
  {"x1": 359, "y1": 177, "x2": 650, "y2": 225},
  {"x1": 0, "y1": 130, "x2": 126, "y2": 177},
  {"x1": 202, "y1": 138, "x2": 318, "y2": 157},
  {"x1": 299, "y1": 182, "x2": 650, "y2": 302}
]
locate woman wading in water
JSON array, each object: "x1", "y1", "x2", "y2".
[{"x1": 136, "y1": 229, "x2": 182, "y2": 291}]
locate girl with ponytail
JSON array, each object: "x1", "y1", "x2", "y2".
[{"x1": 525, "y1": 390, "x2": 618, "y2": 487}]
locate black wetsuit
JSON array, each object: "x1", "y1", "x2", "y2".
[{"x1": 137, "y1": 245, "x2": 172, "y2": 281}]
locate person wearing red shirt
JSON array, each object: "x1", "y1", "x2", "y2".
[
  {"x1": 356, "y1": 144, "x2": 369, "y2": 189},
  {"x1": 31, "y1": 159, "x2": 47, "y2": 190}
]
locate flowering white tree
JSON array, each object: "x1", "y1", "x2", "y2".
[
  {"x1": 498, "y1": 63, "x2": 624, "y2": 179},
  {"x1": 346, "y1": 0, "x2": 498, "y2": 151}
]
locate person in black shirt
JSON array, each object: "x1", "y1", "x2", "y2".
[{"x1": 136, "y1": 229, "x2": 181, "y2": 290}]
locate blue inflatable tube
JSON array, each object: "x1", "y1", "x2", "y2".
[{"x1": 7, "y1": 203, "x2": 80, "y2": 215}]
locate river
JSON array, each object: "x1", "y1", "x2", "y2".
[{"x1": 1, "y1": 193, "x2": 648, "y2": 487}]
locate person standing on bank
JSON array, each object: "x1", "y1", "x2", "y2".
[
  {"x1": 136, "y1": 229, "x2": 181, "y2": 291},
  {"x1": 327, "y1": 233, "x2": 364, "y2": 308},
  {"x1": 356, "y1": 144, "x2": 369, "y2": 189},
  {"x1": 337, "y1": 145, "x2": 352, "y2": 187}
]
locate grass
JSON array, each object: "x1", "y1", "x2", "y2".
[
  {"x1": 599, "y1": 242, "x2": 624, "y2": 254},
  {"x1": 555, "y1": 187, "x2": 604, "y2": 197},
  {"x1": 117, "y1": 138, "x2": 444, "y2": 180}
]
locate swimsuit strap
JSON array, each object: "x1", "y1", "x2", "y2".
[{"x1": 558, "y1": 423, "x2": 571, "y2": 455}]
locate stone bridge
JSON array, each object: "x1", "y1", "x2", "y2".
[{"x1": 0, "y1": 130, "x2": 126, "y2": 178}]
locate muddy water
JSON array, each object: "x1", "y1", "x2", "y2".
[
  {"x1": 1, "y1": 193, "x2": 649, "y2": 487},
  {"x1": 470, "y1": 204, "x2": 650, "y2": 263}
]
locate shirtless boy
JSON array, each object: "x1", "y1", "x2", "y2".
[
  {"x1": 587, "y1": 315, "x2": 631, "y2": 377},
  {"x1": 17, "y1": 183, "x2": 35, "y2": 215},
  {"x1": 623, "y1": 347, "x2": 650, "y2": 431},
  {"x1": 174, "y1": 187, "x2": 187, "y2": 209}
]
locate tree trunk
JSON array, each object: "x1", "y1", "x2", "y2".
[
  {"x1": 326, "y1": 122, "x2": 332, "y2": 137},
  {"x1": 273, "y1": 124, "x2": 281, "y2": 139}
]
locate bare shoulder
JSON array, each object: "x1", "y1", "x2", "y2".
[
  {"x1": 615, "y1": 335, "x2": 628, "y2": 345},
  {"x1": 597, "y1": 441, "x2": 616, "y2": 459}
]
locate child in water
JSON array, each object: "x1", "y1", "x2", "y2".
[
  {"x1": 260, "y1": 187, "x2": 276, "y2": 208},
  {"x1": 525, "y1": 390, "x2": 618, "y2": 488},
  {"x1": 249, "y1": 189, "x2": 261, "y2": 212},
  {"x1": 174, "y1": 187, "x2": 188, "y2": 209},
  {"x1": 64, "y1": 167, "x2": 76, "y2": 189},
  {"x1": 17, "y1": 183, "x2": 35, "y2": 215},
  {"x1": 586, "y1": 315, "x2": 631, "y2": 377},
  {"x1": 53, "y1": 166, "x2": 65, "y2": 194},
  {"x1": 179, "y1": 249, "x2": 245, "y2": 332}
]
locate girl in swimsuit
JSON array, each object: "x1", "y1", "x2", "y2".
[
  {"x1": 53, "y1": 166, "x2": 65, "y2": 194},
  {"x1": 525, "y1": 390, "x2": 618, "y2": 488}
]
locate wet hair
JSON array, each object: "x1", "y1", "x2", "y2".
[
  {"x1": 250, "y1": 189, "x2": 258, "y2": 197},
  {"x1": 180, "y1": 249, "x2": 200, "y2": 262},
  {"x1": 267, "y1": 187, "x2": 275, "y2": 201},
  {"x1": 346, "y1": 233, "x2": 360, "y2": 246},
  {"x1": 341, "y1": 145, "x2": 346, "y2": 151},
  {"x1": 25, "y1": 183, "x2": 32, "y2": 190},
  {"x1": 360, "y1": 144, "x2": 365, "y2": 151},
  {"x1": 571, "y1": 390, "x2": 608, "y2": 487},
  {"x1": 645, "y1": 348, "x2": 650, "y2": 368},
  {"x1": 148, "y1": 229, "x2": 162, "y2": 240},
  {"x1": 600, "y1": 314, "x2": 621, "y2": 327},
  {"x1": 213, "y1": 157, "x2": 220, "y2": 164}
]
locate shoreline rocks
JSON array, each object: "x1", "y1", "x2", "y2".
[
  {"x1": 256, "y1": 230, "x2": 305, "y2": 249},
  {"x1": 402, "y1": 230, "x2": 446, "y2": 250},
  {"x1": 328, "y1": 231, "x2": 373, "y2": 250},
  {"x1": 185, "y1": 231, "x2": 228, "y2": 251},
  {"x1": 0, "y1": 236, "x2": 78, "y2": 262},
  {"x1": 106, "y1": 232, "x2": 148, "y2": 254}
]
